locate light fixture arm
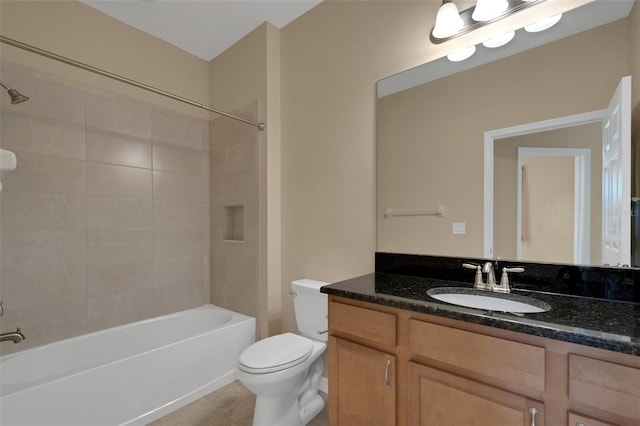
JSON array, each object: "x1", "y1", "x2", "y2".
[{"x1": 430, "y1": 0, "x2": 547, "y2": 44}]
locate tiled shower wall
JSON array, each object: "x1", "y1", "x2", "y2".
[
  {"x1": 210, "y1": 101, "x2": 259, "y2": 321},
  {"x1": 0, "y1": 64, "x2": 211, "y2": 354}
]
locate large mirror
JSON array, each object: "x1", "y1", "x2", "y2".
[{"x1": 377, "y1": 0, "x2": 639, "y2": 267}]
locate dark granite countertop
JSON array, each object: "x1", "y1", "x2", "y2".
[{"x1": 321, "y1": 273, "x2": 640, "y2": 356}]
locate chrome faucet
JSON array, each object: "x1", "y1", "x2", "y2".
[
  {"x1": 482, "y1": 262, "x2": 497, "y2": 288},
  {"x1": 462, "y1": 262, "x2": 492, "y2": 290},
  {"x1": 494, "y1": 266, "x2": 525, "y2": 293},
  {"x1": 0, "y1": 301, "x2": 26, "y2": 344},
  {"x1": 463, "y1": 262, "x2": 524, "y2": 294},
  {"x1": 0, "y1": 327, "x2": 25, "y2": 343}
]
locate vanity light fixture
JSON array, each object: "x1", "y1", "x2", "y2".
[
  {"x1": 431, "y1": 0, "x2": 549, "y2": 44},
  {"x1": 432, "y1": 0, "x2": 563, "y2": 62},
  {"x1": 524, "y1": 13, "x2": 563, "y2": 32},
  {"x1": 432, "y1": 0, "x2": 464, "y2": 39},
  {"x1": 447, "y1": 45, "x2": 477, "y2": 62},
  {"x1": 482, "y1": 31, "x2": 515, "y2": 48},
  {"x1": 472, "y1": 0, "x2": 509, "y2": 22}
]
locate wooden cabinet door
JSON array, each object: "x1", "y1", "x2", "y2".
[
  {"x1": 329, "y1": 336, "x2": 396, "y2": 426},
  {"x1": 408, "y1": 362, "x2": 544, "y2": 426},
  {"x1": 568, "y1": 412, "x2": 618, "y2": 426},
  {"x1": 569, "y1": 354, "x2": 640, "y2": 424}
]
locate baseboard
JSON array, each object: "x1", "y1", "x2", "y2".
[{"x1": 319, "y1": 377, "x2": 329, "y2": 394}]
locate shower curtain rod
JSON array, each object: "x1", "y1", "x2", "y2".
[{"x1": 0, "y1": 35, "x2": 265, "y2": 131}]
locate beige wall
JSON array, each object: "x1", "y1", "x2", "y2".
[
  {"x1": 520, "y1": 156, "x2": 575, "y2": 263},
  {"x1": 494, "y1": 123, "x2": 602, "y2": 264},
  {"x1": 0, "y1": 0, "x2": 210, "y2": 119},
  {"x1": 378, "y1": 19, "x2": 630, "y2": 259},
  {"x1": 279, "y1": 0, "x2": 445, "y2": 333},
  {"x1": 268, "y1": 1, "x2": 636, "y2": 334}
]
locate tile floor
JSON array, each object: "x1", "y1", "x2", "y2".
[{"x1": 148, "y1": 381, "x2": 328, "y2": 426}]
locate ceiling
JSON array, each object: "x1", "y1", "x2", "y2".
[{"x1": 80, "y1": 0, "x2": 323, "y2": 61}]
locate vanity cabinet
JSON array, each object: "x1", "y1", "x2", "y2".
[
  {"x1": 328, "y1": 299, "x2": 398, "y2": 425},
  {"x1": 568, "y1": 412, "x2": 617, "y2": 426},
  {"x1": 568, "y1": 355, "x2": 640, "y2": 425},
  {"x1": 408, "y1": 319, "x2": 546, "y2": 395},
  {"x1": 408, "y1": 362, "x2": 543, "y2": 426},
  {"x1": 327, "y1": 295, "x2": 640, "y2": 426},
  {"x1": 330, "y1": 337, "x2": 396, "y2": 425},
  {"x1": 408, "y1": 318, "x2": 545, "y2": 426}
]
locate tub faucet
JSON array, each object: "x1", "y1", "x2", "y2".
[
  {"x1": 0, "y1": 301, "x2": 26, "y2": 343},
  {"x1": 1, "y1": 327, "x2": 25, "y2": 344}
]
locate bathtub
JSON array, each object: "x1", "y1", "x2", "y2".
[{"x1": 0, "y1": 304, "x2": 255, "y2": 426}]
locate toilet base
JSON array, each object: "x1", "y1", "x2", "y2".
[
  {"x1": 253, "y1": 391, "x2": 325, "y2": 426},
  {"x1": 299, "y1": 394, "x2": 324, "y2": 425},
  {"x1": 250, "y1": 357, "x2": 325, "y2": 426}
]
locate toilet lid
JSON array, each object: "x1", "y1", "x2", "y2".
[{"x1": 238, "y1": 333, "x2": 313, "y2": 374}]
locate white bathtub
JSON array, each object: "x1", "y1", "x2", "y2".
[{"x1": 0, "y1": 304, "x2": 255, "y2": 426}]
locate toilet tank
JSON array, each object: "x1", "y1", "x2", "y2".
[{"x1": 292, "y1": 279, "x2": 329, "y2": 342}]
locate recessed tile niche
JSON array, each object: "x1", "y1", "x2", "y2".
[{"x1": 224, "y1": 205, "x2": 244, "y2": 242}]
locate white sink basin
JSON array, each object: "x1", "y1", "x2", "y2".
[{"x1": 427, "y1": 287, "x2": 551, "y2": 314}]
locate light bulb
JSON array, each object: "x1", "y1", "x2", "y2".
[
  {"x1": 472, "y1": 0, "x2": 509, "y2": 22},
  {"x1": 524, "y1": 14, "x2": 562, "y2": 33},
  {"x1": 432, "y1": 0, "x2": 464, "y2": 39},
  {"x1": 447, "y1": 45, "x2": 476, "y2": 62},
  {"x1": 482, "y1": 31, "x2": 515, "y2": 48}
]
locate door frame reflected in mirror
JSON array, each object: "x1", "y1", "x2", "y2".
[
  {"x1": 516, "y1": 147, "x2": 592, "y2": 265},
  {"x1": 483, "y1": 109, "x2": 606, "y2": 262}
]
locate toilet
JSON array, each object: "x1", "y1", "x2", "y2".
[{"x1": 236, "y1": 279, "x2": 328, "y2": 426}]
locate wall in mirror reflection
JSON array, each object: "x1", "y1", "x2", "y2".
[
  {"x1": 377, "y1": 16, "x2": 638, "y2": 267},
  {"x1": 494, "y1": 123, "x2": 601, "y2": 264}
]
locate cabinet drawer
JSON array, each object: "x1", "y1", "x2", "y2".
[
  {"x1": 569, "y1": 354, "x2": 640, "y2": 422},
  {"x1": 568, "y1": 412, "x2": 617, "y2": 426},
  {"x1": 409, "y1": 319, "x2": 545, "y2": 393},
  {"x1": 329, "y1": 301, "x2": 396, "y2": 347}
]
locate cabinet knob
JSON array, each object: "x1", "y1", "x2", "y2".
[
  {"x1": 528, "y1": 407, "x2": 538, "y2": 426},
  {"x1": 384, "y1": 359, "x2": 392, "y2": 389},
  {"x1": 576, "y1": 423, "x2": 585, "y2": 426}
]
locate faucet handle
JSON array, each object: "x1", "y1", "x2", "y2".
[
  {"x1": 463, "y1": 263, "x2": 488, "y2": 290},
  {"x1": 497, "y1": 267, "x2": 525, "y2": 293}
]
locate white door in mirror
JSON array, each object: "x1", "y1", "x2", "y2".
[{"x1": 602, "y1": 75, "x2": 631, "y2": 267}]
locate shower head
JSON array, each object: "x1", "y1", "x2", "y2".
[
  {"x1": 0, "y1": 80, "x2": 29, "y2": 104},
  {"x1": 6, "y1": 88, "x2": 29, "y2": 104}
]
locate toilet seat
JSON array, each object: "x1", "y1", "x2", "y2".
[{"x1": 238, "y1": 333, "x2": 313, "y2": 374}]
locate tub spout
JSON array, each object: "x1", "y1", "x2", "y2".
[{"x1": 0, "y1": 327, "x2": 25, "y2": 343}]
